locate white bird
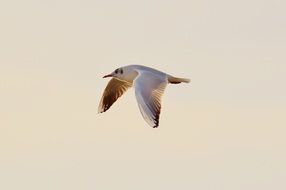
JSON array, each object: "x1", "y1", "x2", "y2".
[{"x1": 98, "y1": 65, "x2": 190, "y2": 128}]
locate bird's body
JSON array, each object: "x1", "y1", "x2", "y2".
[{"x1": 98, "y1": 65, "x2": 190, "y2": 128}]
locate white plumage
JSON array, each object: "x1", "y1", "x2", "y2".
[{"x1": 98, "y1": 65, "x2": 190, "y2": 128}]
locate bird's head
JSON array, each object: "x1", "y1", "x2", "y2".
[
  {"x1": 103, "y1": 65, "x2": 138, "y2": 83},
  {"x1": 103, "y1": 67, "x2": 125, "y2": 79},
  {"x1": 103, "y1": 66, "x2": 136, "y2": 81}
]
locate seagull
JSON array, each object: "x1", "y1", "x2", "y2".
[{"x1": 98, "y1": 65, "x2": 190, "y2": 128}]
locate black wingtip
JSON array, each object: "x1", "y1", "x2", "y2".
[
  {"x1": 151, "y1": 115, "x2": 160, "y2": 128},
  {"x1": 152, "y1": 119, "x2": 159, "y2": 128}
]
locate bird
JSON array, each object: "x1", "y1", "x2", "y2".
[{"x1": 98, "y1": 65, "x2": 190, "y2": 128}]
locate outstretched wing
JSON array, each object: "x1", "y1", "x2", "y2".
[
  {"x1": 134, "y1": 71, "x2": 167, "y2": 128},
  {"x1": 98, "y1": 78, "x2": 132, "y2": 113}
]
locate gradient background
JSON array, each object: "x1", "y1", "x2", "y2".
[{"x1": 1, "y1": 0, "x2": 286, "y2": 189}]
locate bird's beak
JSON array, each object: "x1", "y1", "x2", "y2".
[{"x1": 103, "y1": 74, "x2": 113, "y2": 78}]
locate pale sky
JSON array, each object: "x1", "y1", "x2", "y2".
[{"x1": 0, "y1": 0, "x2": 286, "y2": 189}]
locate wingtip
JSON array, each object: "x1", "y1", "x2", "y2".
[
  {"x1": 152, "y1": 118, "x2": 159, "y2": 128},
  {"x1": 98, "y1": 109, "x2": 106, "y2": 114},
  {"x1": 97, "y1": 107, "x2": 104, "y2": 114}
]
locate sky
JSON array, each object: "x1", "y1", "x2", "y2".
[{"x1": 0, "y1": 0, "x2": 286, "y2": 189}]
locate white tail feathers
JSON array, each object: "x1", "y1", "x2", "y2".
[{"x1": 168, "y1": 76, "x2": 190, "y2": 84}]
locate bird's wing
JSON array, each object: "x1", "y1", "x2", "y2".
[
  {"x1": 98, "y1": 78, "x2": 132, "y2": 113},
  {"x1": 134, "y1": 71, "x2": 167, "y2": 128}
]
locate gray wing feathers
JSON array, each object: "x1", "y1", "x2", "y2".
[{"x1": 134, "y1": 72, "x2": 167, "y2": 128}]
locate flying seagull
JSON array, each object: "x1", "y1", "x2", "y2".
[{"x1": 98, "y1": 65, "x2": 190, "y2": 128}]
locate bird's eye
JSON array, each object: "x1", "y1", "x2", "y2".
[
  {"x1": 115, "y1": 69, "x2": 118, "y2": 74},
  {"x1": 120, "y1": 69, "x2": 123, "y2": 74}
]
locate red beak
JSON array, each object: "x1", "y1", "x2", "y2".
[{"x1": 103, "y1": 74, "x2": 113, "y2": 78}]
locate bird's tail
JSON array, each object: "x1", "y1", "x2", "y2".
[{"x1": 168, "y1": 76, "x2": 190, "y2": 84}]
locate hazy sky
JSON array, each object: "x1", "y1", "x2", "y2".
[{"x1": 0, "y1": 0, "x2": 285, "y2": 189}]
